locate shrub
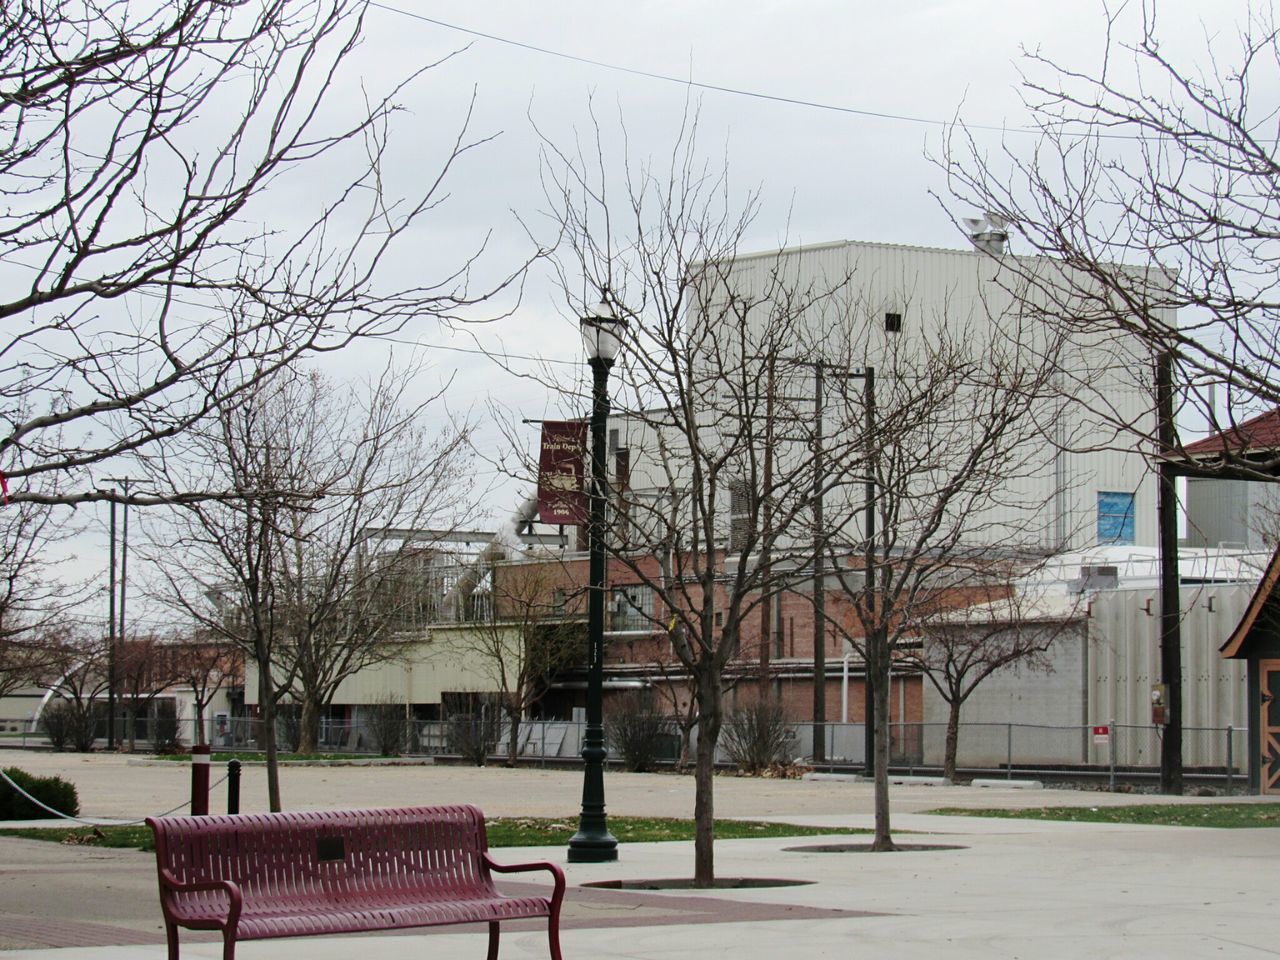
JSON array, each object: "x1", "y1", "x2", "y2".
[
  {"x1": 0, "y1": 767, "x2": 81, "y2": 820},
  {"x1": 39, "y1": 701, "x2": 74, "y2": 751},
  {"x1": 276, "y1": 704, "x2": 302, "y2": 753},
  {"x1": 365, "y1": 696, "x2": 409, "y2": 757},
  {"x1": 151, "y1": 701, "x2": 185, "y2": 755},
  {"x1": 721, "y1": 700, "x2": 790, "y2": 775},
  {"x1": 446, "y1": 714, "x2": 496, "y2": 766},
  {"x1": 39, "y1": 700, "x2": 98, "y2": 752},
  {"x1": 606, "y1": 692, "x2": 675, "y2": 772}
]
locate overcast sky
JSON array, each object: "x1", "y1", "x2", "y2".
[
  {"x1": 346, "y1": 5, "x2": 1249, "y2": 343},
  {"x1": 348, "y1": 1, "x2": 1254, "y2": 484},
  {"x1": 79, "y1": 1, "x2": 1261, "y2": 631}
]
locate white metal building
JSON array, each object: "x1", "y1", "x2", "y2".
[
  {"x1": 920, "y1": 546, "x2": 1261, "y2": 768},
  {"x1": 614, "y1": 237, "x2": 1166, "y2": 555}
]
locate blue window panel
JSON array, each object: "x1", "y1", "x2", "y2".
[{"x1": 1097, "y1": 491, "x2": 1136, "y2": 545}]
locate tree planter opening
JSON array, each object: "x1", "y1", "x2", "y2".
[
  {"x1": 782, "y1": 843, "x2": 967, "y2": 854},
  {"x1": 584, "y1": 878, "x2": 813, "y2": 891}
]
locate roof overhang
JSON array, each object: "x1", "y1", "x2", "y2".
[{"x1": 1220, "y1": 544, "x2": 1280, "y2": 659}]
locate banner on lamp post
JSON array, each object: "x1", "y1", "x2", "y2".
[{"x1": 538, "y1": 421, "x2": 587, "y2": 525}]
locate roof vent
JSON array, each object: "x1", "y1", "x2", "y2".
[
  {"x1": 1069, "y1": 564, "x2": 1120, "y2": 594},
  {"x1": 963, "y1": 212, "x2": 1008, "y2": 256}
]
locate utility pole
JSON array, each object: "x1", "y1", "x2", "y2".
[
  {"x1": 812, "y1": 362, "x2": 827, "y2": 763},
  {"x1": 780, "y1": 358, "x2": 873, "y2": 767},
  {"x1": 106, "y1": 477, "x2": 140, "y2": 751},
  {"x1": 106, "y1": 500, "x2": 117, "y2": 750},
  {"x1": 1155, "y1": 354, "x2": 1183, "y2": 794},
  {"x1": 759, "y1": 353, "x2": 777, "y2": 699},
  {"x1": 863, "y1": 367, "x2": 878, "y2": 777}
]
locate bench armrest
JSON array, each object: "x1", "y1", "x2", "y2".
[
  {"x1": 158, "y1": 867, "x2": 244, "y2": 930},
  {"x1": 483, "y1": 854, "x2": 566, "y2": 910}
]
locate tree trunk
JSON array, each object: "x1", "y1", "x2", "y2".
[
  {"x1": 870, "y1": 631, "x2": 896, "y2": 851},
  {"x1": 297, "y1": 697, "x2": 320, "y2": 755},
  {"x1": 126, "y1": 701, "x2": 137, "y2": 753},
  {"x1": 194, "y1": 704, "x2": 207, "y2": 747},
  {"x1": 943, "y1": 698, "x2": 961, "y2": 783},
  {"x1": 258, "y1": 667, "x2": 283, "y2": 811},
  {"x1": 692, "y1": 679, "x2": 722, "y2": 887},
  {"x1": 507, "y1": 707, "x2": 520, "y2": 767}
]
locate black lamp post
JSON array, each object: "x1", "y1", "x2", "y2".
[{"x1": 567, "y1": 295, "x2": 624, "y2": 864}]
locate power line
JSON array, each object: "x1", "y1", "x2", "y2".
[
  {"x1": 0, "y1": 252, "x2": 575, "y2": 368},
  {"x1": 367, "y1": 3, "x2": 1037, "y2": 136},
  {"x1": 369, "y1": 3, "x2": 1265, "y2": 145}
]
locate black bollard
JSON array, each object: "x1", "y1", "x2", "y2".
[
  {"x1": 227, "y1": 758, "x2": 241, "y2": 815},
  {"x1": 190, "y1": 744, "x2": 211, "y2": 816}
]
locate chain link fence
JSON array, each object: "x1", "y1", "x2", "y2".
[{"x1": 0, "y1": 714, "x2": 1250, "y2": 789}]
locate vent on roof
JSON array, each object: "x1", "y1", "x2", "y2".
[
  {"x1": 1069, "y1": 564, "x2": 1119, "y2": 594},
  {"x1": 963, "y1": 212, "x2": 1008, "y2": 256}
]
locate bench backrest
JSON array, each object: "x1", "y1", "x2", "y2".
[{"x1": 148, "y1": 805, "x2": 496, "y2": 905}]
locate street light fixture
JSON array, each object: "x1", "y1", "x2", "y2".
[{"x1": 567, "y1": 294, "x2": 624, "y2": 864}]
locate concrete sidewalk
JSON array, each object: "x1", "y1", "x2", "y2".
[
  {"x1": 4, "y1": 813, "x2": 1278, "y2": 959},
  {"x1": 1, "y1": 748, "x2": 1263, "y2": 823},
  {"x1": 2, "y1": 753, "x2": 1277, "y2": 959}
]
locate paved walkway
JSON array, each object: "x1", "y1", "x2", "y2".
[
  {"x1": 2, "y1": 751, "x2": 1278, "y2": 959},
  {"x1": 2, "y1": 749, "x2": 1256, "y2": 822}
]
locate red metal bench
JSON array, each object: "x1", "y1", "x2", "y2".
[{"x1": 147, "y1": 805, "x2": 565, "y2": 960}]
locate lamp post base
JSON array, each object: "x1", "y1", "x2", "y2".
[{"x1": 567, "y1": 826, "x2": 618, "y2": 863}]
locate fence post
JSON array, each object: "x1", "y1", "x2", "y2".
[
  {"x1": 1006, "y1": 723, "x2": 1013, "y2": 780},
  {"x1": 1108, "y1": 719, "x2": 1116, "y2": 793},
  {"x1": 190, "y1": 744, "x2": 210, "y2": 816},
  {"x1": 227, "y1": 759, "x2": 241, "y2": 814},
  {"x1": 1226, "y1": 725, "x2": 1234, "y2": 796}
]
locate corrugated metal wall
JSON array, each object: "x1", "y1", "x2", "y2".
[
  {"x1": 686, "y1": 240, "x2": 1161, "y2": 551},
  {"x1": 1086, "y1": 585, "x2": 1249, "y2": 765}
]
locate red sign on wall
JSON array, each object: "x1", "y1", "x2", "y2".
[{"x1": 537, "y1": 421, "x2": 587, "y2": 525}]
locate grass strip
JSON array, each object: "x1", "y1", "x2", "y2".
[
  {"x1": 928, "y1": 803, "x2": 1280, "y2": 828},
  {"x1": 0, "y1": 816, "x2": 867, "y2": 852}
]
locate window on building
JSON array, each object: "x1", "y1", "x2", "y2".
[
  {"x1": 884, "y1": 311, "x2": 902, "y2": 333},
  {"x1": 1097, "y1": 491, "x2": 1136, "y2": 545},
  {"x1": 729, "y1": 478, "x2": 754, "y2": 552},
  {"x1": 610, "y1": 584, "x2": 654, "y2": 633}
]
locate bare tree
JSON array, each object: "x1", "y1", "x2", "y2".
[
  {"x1": 817, "y1": 301, "x2": 1072, "y2": 850},
  {"x1": 642, "y1": 657, "x2": 699, "y2": 773},
  {"x1": 939, "y1": 3, "x2": 1280, "y2": 799},
  {"x1": 40, "y1": 628, "x2": 110, "y2": 751},
  {"x1": 901, "y1": 583, "x2": 1080, "y2": 782},
  {"x1": 116, "y1": 635, "x2": 178, "y2": 752},
  {"x1": 0, "y1": 638, "x2": 58, "y2": 702},
  {"x1": 942, "y1": 3, "x2": 1280, "y2": 461},
  {"x1": 538, "y1": 111, "x2": 866, "y2": 886},
  {"x1": 0, "y1": 0, "x2": 497, "y2": 505},
  {"x1": 165, "y1": 636, "x2": 241, "y2": 747},
  {"x1": 459, "y1": 559, "x2": 582, "y2": 767},
  {"x1": 150, "y1": 363, "x2": 474, "y2": 806},
  {"x1": 0, "y1": 498, "x2": 83, "y2": 698}
]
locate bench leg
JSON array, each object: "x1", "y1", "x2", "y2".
[
  {"x1": 487, "y1": 921, "x2": 500, "y2": 960},
  {"x1": 222, "y1": 931, "x2": 236, "y2": 960},
  {"x1": 548, "y1": 913, "x2": 563, "y2": 960},
  {"x1": 164, "y1": 921, "x2": 179, "y2": 960}
]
